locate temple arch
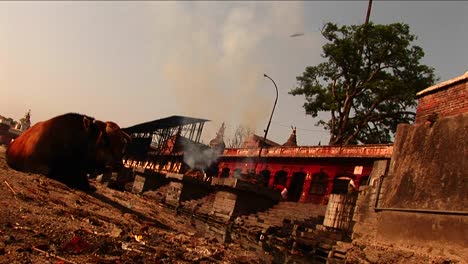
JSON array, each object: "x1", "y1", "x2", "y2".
[
  {"x1": 220, "y1": 168, "x2": 230, "y2": 178},
  {"x1": 258, "y1": 170, "x2": 271, "y2": 187},
  {"x1": 273, "y1": 170, "x2": 288, "y2": 186}
]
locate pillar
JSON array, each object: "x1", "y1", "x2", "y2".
[
  {"x1": 285, "y1": 170, "x2": 293, "y2": 189},
  {"x1": 268, "y1": 170, "x2": 277, "y2": 188},
  {"x1": 299, "y1": 172, "x2": 312, "y2": 203}
]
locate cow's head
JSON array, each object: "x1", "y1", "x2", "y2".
[{"x1": 83, "y1": 117, "x2": 131, "y2": 172}]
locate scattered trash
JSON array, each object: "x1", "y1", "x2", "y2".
[
  {"x1": 32, "y1": 245, "x2": 77, "y2": 264},
  {"x1": 134, "y1": 234, "x2": 146, "y2": 245},
  {"x1": 62, "y1": 236, "x2": 90, "y2": 254},
  {"x1": 4, "y1": 180, "x2": 17, "y2": 199},
  {"x1": 0, "y1": 151, "x2": 263, "y2": 263},
  {"x1": 121, "y1": 242, "x2": 144, "y2": 253}
]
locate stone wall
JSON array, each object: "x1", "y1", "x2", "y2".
[
  {"x1": 351, "y1": 114, "x2": 468, "y2": 262},
  {"x1": 351, "y1": 160, "x2": 388, "y2": 242},
  {"x1": 234, "y1": 189, "x2": 280, "y2": 217},
  {"x1": 164, "y1": 175, "x2": 214, "y2": 208},
  {"x1": 211, "y1": 191, "x2": 237, "y2": 222},
  {"x1": 132, "y1": 169, "x2": 168, "y2": 194},
  {"x1": 376, "y1": 212, "x2": 467, "y2": 260},
  {"x1": 165, "y1": 182, "x2": 183, "y2": 207},
  {"x1": 383, "y1": 113, "x2": 467, "y2": 211}
]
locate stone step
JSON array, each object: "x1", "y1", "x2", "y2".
[
  {"x1": 332, "y1": 251, "x2": 346, "y2": 259},
  {"x1": 333, "y1": 241, "x2": 353, "y2": 253}
]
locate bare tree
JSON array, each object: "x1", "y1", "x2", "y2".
[{"x1": 228, "y1": 125, "x2": 254, "y2": 148}]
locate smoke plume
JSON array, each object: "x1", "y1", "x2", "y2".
[{"x1": 149, "y1": 2, "x2": 306, "y2": 142}]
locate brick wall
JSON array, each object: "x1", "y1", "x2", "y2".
[
  {"x1": 211, "y1": 191, "x2": 237, "y2": 222},
  {"x1": 416, "y1": 72, "x2": 468, "y2": 124}
]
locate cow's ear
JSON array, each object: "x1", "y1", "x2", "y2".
[{"x1": 83, "y1": 117, "x2": 92, "y2": 130}]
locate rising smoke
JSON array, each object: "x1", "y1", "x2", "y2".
[
  {"x1": 181, "y1": 142, "x2": 223, "y2": 172},
  {"x1": 150, "y1": 2, "x2": 306, "y2": 142},
  {"x1": 174, "y1": 117, "x2": 226, "y2": 172}
]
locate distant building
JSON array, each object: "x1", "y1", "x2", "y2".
[
  {"x1": 240, "y1": 134, "x2": 280, "y2": 148},
  {"x1": 0, "y1": 110, "x2": 31, "y2": 145}
]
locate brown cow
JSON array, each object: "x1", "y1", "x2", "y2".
[{"x1": 6, "y1": 113, "x2": 131, "y2": 191}]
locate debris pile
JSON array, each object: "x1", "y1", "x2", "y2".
[{"x1": 0, "y1": 147, "x2": 263, "y2": 263}]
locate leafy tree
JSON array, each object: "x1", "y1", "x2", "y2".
[{"x1": 290, "y1": 22, "x2": 436, "y2": 145}]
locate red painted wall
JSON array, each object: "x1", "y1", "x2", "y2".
[{"x1": 217, "y1": 156, "x2": 377, "y2": 204}]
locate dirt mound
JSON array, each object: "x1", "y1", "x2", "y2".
[{"x1": 0, "y1": 146, "x2": 264, "y2": 263}]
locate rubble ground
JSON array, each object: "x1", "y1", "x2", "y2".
[{"x1": 0, "y1": 146, "x2": 264, "y2": 264}]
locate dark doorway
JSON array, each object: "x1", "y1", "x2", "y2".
[
  {"x1": 288, "y1": 172, "x2": 306, "y2": 202},
  {"x1": 220, "y1": 168, "x2": 230, "y2": 178},
  {"x1": 259, "y1": 170, "x2": 271, "y2": 187},
  {"x1": 309, "y1": 172, "x2": 329, "y2": 204},
  {"x1": 273, "y1": 170, "x2": 288, "y2": 186},
  {"x1": 332, "y1": 172, "x2": 356, "y2": 194},
  {"x1": 359, "y1": 175, "x2": 370, "y2": 186}
]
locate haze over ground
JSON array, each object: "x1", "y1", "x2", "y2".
[{"x1": 1, "y1": 1, "x2": 466, "y2": 145}]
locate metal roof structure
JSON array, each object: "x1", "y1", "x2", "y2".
[
  {"x1": 123, "y1": 115, "x2": 211, "y2": 174},
  {"x1": 123, "y1": 115, "x2": 210, "y2": 134}
]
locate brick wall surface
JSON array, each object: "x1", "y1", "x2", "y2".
[
  {"x1": 211, "y1": 191, "x2": 237, "y2": 221},
  {"x1": 416, "y1": 80, "x2": 467, "y2": 124}
]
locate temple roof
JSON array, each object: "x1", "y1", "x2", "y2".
[
  {"x1": 282, "y1": 127, "x2": 297, "y2": 147},
  {"x1": 417, "y1": 71, "x2": 468, "y2": 98},
  {"x1": 241, "y1": 134, "x2": 280, "y2": 148},
  {"x1": 123, "y1": 115, "x2": 209, "y2": 134}
]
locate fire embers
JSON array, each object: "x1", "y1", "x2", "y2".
[{"x1": 182, "y1": 144, "x2": 221, "y2": 180}]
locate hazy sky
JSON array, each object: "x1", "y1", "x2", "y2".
[{"x1": 1, "y1": 1, "x2": 467, "y2": 146}]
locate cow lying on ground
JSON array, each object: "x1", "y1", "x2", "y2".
[{"x1": 6, "y1": 113, "x2": 131, "y2": 191}]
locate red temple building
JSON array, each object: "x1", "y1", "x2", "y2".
[
  {"x1": 216, "y1": 133, "x2": 393, "y2": 204},
  {"x1": 123, "y1": 115, "x2": 393, "y2": 205}
]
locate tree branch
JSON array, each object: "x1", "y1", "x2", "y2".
[{"x1": 343, "y1": 97, "x2": 384, "y2": 144}]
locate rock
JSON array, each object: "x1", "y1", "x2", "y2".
[
  {"x1": 363, "y1": 247, "x2": 381, "y2": 263},
  {"x1": 109, "y1": 226, "x2": 123, "y2": 238},
  {"x1": 0, "y1": 241, "x2": 5, "y2": 255},
  {"x1": 2, "y1": 235, "x2": 14, "y2": 244}
]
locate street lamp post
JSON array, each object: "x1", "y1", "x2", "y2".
[{"x1": 254, "y1": 74, "x2": 279, "y2": 174}]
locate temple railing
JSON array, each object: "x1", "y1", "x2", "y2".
[{"x1": 222, "y1": 144, "x2": 393, "y2": 159}]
